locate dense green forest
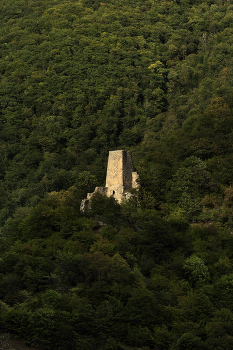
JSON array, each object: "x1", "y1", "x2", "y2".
[{"x1": 1, "y1": 0, "x2": 233, "y2": 349}]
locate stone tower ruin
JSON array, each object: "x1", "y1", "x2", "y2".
[
  {"x1": 106, "y1": 150, "x2": 139, "y2": 202},
  {"x1": 80, "y1": 150, "x2": 139, "y2": 211}
]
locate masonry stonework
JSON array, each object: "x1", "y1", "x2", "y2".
[
  {"x1": 80, "y1": 150, "x2": 139, "y2": 211},
  {"x1": 106, "y1": 150, "x2": 124, "y2": 202}
]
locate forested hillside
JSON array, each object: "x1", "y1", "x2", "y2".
[{"x1": 1, "y1": 0, "x2": 233, "y2": 349}]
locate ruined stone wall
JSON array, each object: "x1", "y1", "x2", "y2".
[
  {"x1": 106, "y1": 150, "x2": 124, "y2": 201},
  {"x1": 80, "y1": 186, "x2": 108, "y2": 212},
  {"x1": 123, "y1": 151, "x2": 134, "y2": 191},
  {"x1": 81, "y1": 150, "x2": 139, "y2": 210},
  {"x1": 132, "y1": 172, "x2": 139, "y2": 188},
  {"x1": 105, "y1": 150, "x2": 137, "y2": 202}
]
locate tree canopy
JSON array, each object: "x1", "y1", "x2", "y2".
[{"x1": 1, "y1": 0, "x2": 233, "y2": 349}]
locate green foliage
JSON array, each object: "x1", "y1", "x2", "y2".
[
  {"x1": 183, "y1": 255, "x2": 210, "y2": 287},
  {"x1": 126, "y1": 288, "x2": 162, "y2": 329},
  {"x1": 75, "y1": 171, "x2": 98, "y2": 200},
  {"x1": 205, "y1": 308, "x2": 233, "y2": 350},
  {"x1": 41, "y1": 289, "x2": 62, "y2": 309},
  {"x1": 0, "y1": 0, "x2": 232, "y2": 227},
  {"x1": 90, "y1": 192, "x2": 121, "y2": 225},
  {"x1": 1, "y1": 0, "x2": 233, "y2": 349},
  {"x1": 168, "y1": 156, "x2": 217, "y2": 219},
  {"x1": 177, "y1": 332, "x2": 206, "y2": 350},
  {"x1": 214, "y1": 274, "x2": 233, "y2": 311},
  {"x1": 167, "y1": 215, "x2": 190, "y2": 233}
]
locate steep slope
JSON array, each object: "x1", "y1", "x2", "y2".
[{"x1": 1, "y1": 0, "x2": 233, "y2": 226}]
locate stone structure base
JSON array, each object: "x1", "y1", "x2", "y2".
[{"x1": 80, "y1": 150, "x2": 139, "y2": 211}]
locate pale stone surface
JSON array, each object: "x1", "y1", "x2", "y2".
[
  {"x1": 132, "y1": 171, "x2": 139, "y2": 189},
  {"x1": 106, "y1": 150, "x2": 124, "y2": 201},
  {"x1": 80, "y1": 198, "x2": 90, "y2": 212},
  {"x1": 80, "y1": 150, "x2": 139, "y2": 211},
  {"x1": 106, "y1": 150, "x2": 135, "y2": 202}
]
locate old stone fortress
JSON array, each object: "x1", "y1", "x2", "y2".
[{"x1": 81, "y1": 150, "x2": 139, "y2": 211}]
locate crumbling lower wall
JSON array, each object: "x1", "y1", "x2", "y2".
[
  {"x1": 80, "y1": 187, "x2": 108, "y2": 212},
  {"x1": 132, "y1": 172, "x2": 139, "y2": 189}
]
